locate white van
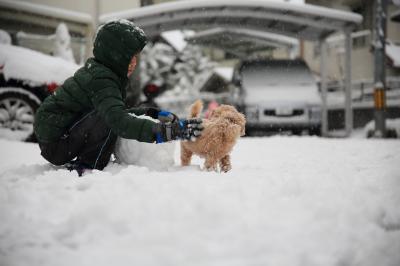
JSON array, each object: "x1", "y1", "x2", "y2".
[{"x1": 234, "y1": 59, "x2": 322, "y2": 135}]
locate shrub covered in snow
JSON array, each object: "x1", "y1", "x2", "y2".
[
  {"x1": 53, "y1": 23, "x2": 76, "y2": 63},
  {"x1": 140, "y1": 41, "x2": 217, "y2": 114}
]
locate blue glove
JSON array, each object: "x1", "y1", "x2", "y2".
[
  {"x1": 158, "y1": 110, "x2": 179, "y2": 123},
  {"x1": 152, "y1": 111, "x2": 203, "y2": 143}
]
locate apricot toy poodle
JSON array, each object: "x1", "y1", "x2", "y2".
[{"x1": 181, "y1": 100, "x2": 246, "y2": 172}]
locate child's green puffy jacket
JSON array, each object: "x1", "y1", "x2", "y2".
[{"x1": 34, "y1": 20, "x2": 155, "y2": 143}]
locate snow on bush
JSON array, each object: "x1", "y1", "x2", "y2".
[
  {"x1": 0, "y1": 29, "x2": 11, "y2": 45},
  {"x1": 140, "y1": 41, "x2": 216, "y2": 115},
  {"x1": 53, "y1": 23, "x2": 76, "y2": 63}
]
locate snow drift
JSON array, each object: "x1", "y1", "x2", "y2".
[{"x1": 0, "y1": 137, "x2": 400, "y2": 266}]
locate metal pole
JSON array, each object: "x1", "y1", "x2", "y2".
[
  {"x1": 94, "y1": 0, "x2": 100, "y2": 31},
  {"x1": 373, "y1": 0, "x2": 388, "y2": 137},
  {"x1": 141, "y1": 0, "x2": 154, "y2": 6},
  {"x1": 344, "y1": 28, "x2": 353, "y2": 137},
  {"x1": 320, "y1": 40, "x2": 329, "y2": 137}
]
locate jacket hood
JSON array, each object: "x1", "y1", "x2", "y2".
[{"x1": 93, "y1": 19, "x2": 147, "y2": 78}]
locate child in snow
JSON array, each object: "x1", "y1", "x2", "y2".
[{"x1": 34, "y1": 20, "x2": 203, "y2": 175}]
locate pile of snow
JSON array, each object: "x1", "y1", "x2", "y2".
[
  {"x1": 0, "y1": 44, "x2": 79, "y2": 86},
  {"x1": 115, "y1": 139, "x2": 175, "y2": 171},
  {"x1": 363, "y1": 118, "x2": 400, "y2": 136},
  {"x1": 114, "y1": 114, "x2": 176, "y2": 171},
  {"x1": 1, "y1": 137, "x2": 400, "y2": 266},
  {"x1": 0, "y1": 29, "x2": 11, "y2": 45}
]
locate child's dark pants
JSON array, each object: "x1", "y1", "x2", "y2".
[{"x1": 38, "y1": 111, "x2": 117, "y2": 170}]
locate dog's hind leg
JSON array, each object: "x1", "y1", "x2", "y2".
[
  {"x1": 180, "y1": 144, "x2": 193, "y2": 166},
  {"x1": 219, "y1": 154, "x2": 232, "y2": 173}
]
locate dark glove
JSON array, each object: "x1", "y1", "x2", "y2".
[
  {"x1": 152, "y1": 120, "x2": 182, "y2": 143},
  {"x1": 147, "y1": 108, "x2": 179, "y2": 123},
  {"x1": 157, "y1": 110, "x2": 179, "y2": 123},
  {"x1": 180, "y1": 118, "x2": 203, "y2": 141},
  {"x1": 152, "y1": 118, "x2": 203, "y2": 143},
  {"x1": 145, "y1": 107, "x2": 161, "y2": 119}
]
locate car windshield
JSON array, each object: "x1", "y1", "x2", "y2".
[{"x1": 241, "y1": 60, "x2": 315, "y2": 90}]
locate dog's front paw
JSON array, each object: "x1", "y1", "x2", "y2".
[
  {"x1": 204, "y1": 164, "x2": 218, "y2": 172},
  {"x1": 221, "y1": 164, "x2": 232, "y2": 173}
]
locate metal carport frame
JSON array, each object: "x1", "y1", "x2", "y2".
[
  {"x1": 101, "y1": 0, "x2": 363, "y2": 137},
  {"x1": 185, "y1": 27, "x2": 299, "y2": 58}
]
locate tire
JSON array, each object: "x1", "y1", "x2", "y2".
[
  {"x1": 0, "y1": 87, "x2": 41, "y2": 141},
  {"x1": 309, "y1": 125, "x2": 321, "y2": 136}
]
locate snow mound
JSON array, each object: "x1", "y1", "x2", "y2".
[
  {"x1": 115, "y1": 138, "x2": 175, "y2": 171},
  {"x1": 364, "y1": 118, "x2": 400, "y2": 136},
  {"x1": 114, "y1": 114, "x2": 176, "y2": 171}
]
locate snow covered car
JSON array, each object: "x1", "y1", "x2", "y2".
[
  {"x1": 0, "y1": 43, "x2": 79, "y2": 141},
  {"x1": 234, "y1": 59, "x2": 322, "y2": 135}
]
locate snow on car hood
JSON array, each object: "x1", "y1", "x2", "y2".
[
  {"x1": 0, "y1": 43, "x2": 79, "y2": 86},
  {"x1": 244, "y1": 84, "x2": 321, "y2": 106},
  {"x1": 241, "y1": 62, "x2": 321, "y2": 106}
]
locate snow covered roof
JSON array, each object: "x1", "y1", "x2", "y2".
[
  {"x1": 214, "y1": 67, "x2": 234, "y2": 82},
  {"x1": 391, "y1": 9, "x2": 400, "y2": 23},
  {"x1": 0, "y1": 0, "x2": 92, "y2": 24},
  {"x1": 0, "y1": 44, "x2": 79, "y2": 86},
  {"x1": 161, "y1": 30, "x2": 190, "y2": 52},
  {"x1": 386, "y1": 41, "x2": 400, "y2": 68},
  {"x1": 100, "y1": 0, "x2": 362, "y2": 41},
  {"x1": 186, "y1": 27, "x2": 299, "y2": 57}
]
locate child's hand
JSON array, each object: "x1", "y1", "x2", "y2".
[
  {"x1": 152, "y1": 120, "x2": 181, "y2": 143},
  {"x1": 152, "y1": 118, "x2": 203, "y2": 143},
  {"x1": 157, "y1": 110, "x2": 179, "y2": 124},
  {"x1": 145, "y1": 107, "x2": 161, "y2": 119}
]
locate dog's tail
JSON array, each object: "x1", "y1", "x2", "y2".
[{"x1": 189, "y1": 100, "x2": 203, "y2": 118}]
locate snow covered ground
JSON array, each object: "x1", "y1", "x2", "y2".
[{"x1": 1, "y1": 137, "x2": 400, "y2": 266}]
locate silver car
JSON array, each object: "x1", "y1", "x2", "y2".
[{"x1": 234, "y1": 59, "x2": 321, "y2": 135}]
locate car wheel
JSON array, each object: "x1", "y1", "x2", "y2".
[
  {"x1": 309, "y1": 126, "x2": 321, "y2": 136},
  {"x1": 0, "y1": 87, "x2": 41, "y2": 141}
]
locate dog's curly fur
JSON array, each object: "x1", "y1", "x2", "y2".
[{"x1": 181, "y1": 100, "x2": 246, "y2": 172}]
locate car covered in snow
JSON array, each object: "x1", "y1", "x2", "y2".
[
  {"x1": 0, "y1": 43, "x2": 79, "y2": 141},
  {"x1": 234, "y1": 59, "x2": 322, "y2": 135}
]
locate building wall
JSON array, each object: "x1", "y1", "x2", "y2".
[
  {"x1": 14, "y1": 0, "x2": 141, "y2": 18},
  {"x1": 6, "y1": 0, "x2": 142, "y2": 60},
  {"x1": 303, "y1": 3, "x2": 400, "y2": 81}
]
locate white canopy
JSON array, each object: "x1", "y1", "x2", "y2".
[{"x1": 101, "y1": 0, "x2": 362, "y2": 41}]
